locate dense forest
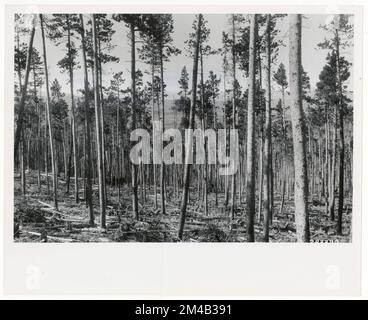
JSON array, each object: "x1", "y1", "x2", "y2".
[{"x1": 13, "y1": 13, "x2": 353, "y2": 242}]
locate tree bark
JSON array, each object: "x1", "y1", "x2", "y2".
[
  {"x1": 263, "y1": 14, "x2": 271, "y2": 242},
  {"x1": 40, "y1": 14, "x2": 58, "y2": 210},
  {"x1": 178, "y1": 14, "x2": 202, "y2": 240},
  {"x1": 279, "y1": 86, "x2": 287, "y2": 216},
  {"x1": 92, "y1": 14, "x2": 106, "y2": 228},
  {"x1": 230, "y1": 14, "x2": 237, "y2": 220},
  {"x1": 335, "y1": 27, "x2": 345, "y2": 235},
  {"x1": 151, "y1": 63, "x2": 158, "y2": 209},
  {"x1": 288, "y1": 14, "x2": 310, "y2": 242},
  {"x1": 130, "y1": 22, "x2": 139, "y2": 220},
  {"x1": 245, "y1": 14, "x2": 257, "y2": 242},
  {"x1": 66, "y1": 15, "x2": 79, "y2": 203},
  {"x1": 14, "y1": 15, "x2": 36, "y2": 159},
  {"x1": 160, "y1": 45, "x2": 166, "y2": 215},
  {"x1": 80, "y1": 14, "x2": 94, "y2": 226},
  {"x1": 329, "y1": 107, "x2": 337, "y2": 221}
]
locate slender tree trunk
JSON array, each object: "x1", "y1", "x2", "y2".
[
  {"x1": 40, "y1": 14, "x2": 58, "y2": 210},
  {"x1": 335, "y1": 28, "x2": 345, "y2": 235},
  {"x1": 130, "y1": 22, "x2": 139, "y2": 220},
  {"x1": 199, "y1": 47, "x2": 208, "y2": 216},
  {"x1": 178, "y1": 14, "x2": 202, "y2": 240},
  {"x1": 116, "y1": 80, "x2": 121, "y2": 207},
  {"x1": 33, "y1": 68, "x2": 42, "y2": 193},
  {"x1": 212, "y1": 95, "x2": 218, "y2": 207},
  {"x1": 92, "y1": 14, "x2": 106, "y2": 228},
  {"x1": 66, "y1": 16, "x2": 79, "y2": 203},
  {"x1": 66, "y1": 134, "x2": 72, "y2": 193},
  {"x1": 269, "y1": 150, "x2": 274, "y2": 223},
  {"x1": 257, "y1": 130, "x2": 263, "y2": 222},
  {"x1": 288, "y1": 14, "x2": 310, "y2": 242},
  {"x1": 230, "y1": 14, "x2": 237, "y2": 220},
  {"x1": 44, "y1": 116, "x2": 50, "y2": 194},
  {"x1": 20, "y1": 128, "x2": 26, "y2": 197},
  {"x1": 14, "y1": 15, "x2": 36, "y2": 159},
  {"x1": 80, "y1": 14, "x2": 94, "y2": 226},
  {"x1": 151, "y1": 63, "x2": 158, "y2": 209},
  {"x1": 62, "y1": 122, "x2": 68, "y2": 180},
  {"x1": 324, "y1": 104, "x2": 329, "y2": 216},
  {"x1": 279, "y1": 87, "x2": 287, "y2": 216},
  {"x1": 262, "y1": 15, "x2": 271, "y2": 242},
  {"x1": 159, "y1": 45, "x2": 166, "y2": 215},
  {"x1": 97, "y1": 25, "x2": 108, "y2": 204},
  {"x1": 37, "y1": 101, "x2": 42, "y2": 193},
  {"x1": 329, "y1": 106, "x2": 337, "y2": 221},
  {"x1": 245, "y1": 14, "x2": 257, "y2": 242}
]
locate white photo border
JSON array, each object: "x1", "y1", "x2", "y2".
[{"x1": 2, "y1": 1, "x2": 364, "y2": 296}]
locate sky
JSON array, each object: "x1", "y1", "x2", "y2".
[{"x1": 18, "y1": 14, "x2": 354, "y2": 99}]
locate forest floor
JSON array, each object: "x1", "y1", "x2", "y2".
[{"x1": 13, "y1": 170, "x2": 352, "y2": 243}]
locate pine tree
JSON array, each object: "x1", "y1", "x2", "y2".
[
  {"x1": 48, "y1": 14, "x2": 81, "y2": 202},
  {"x1": 91, "y1": 14, "x2": 106, "y2": 228},
  {"x1": 245, "y1": 14, "x2": 258, "y2": 242},
  {"x1": 79, "y1": 13, "x2": 94, "y2": 226},
  {"x1": 14, "y1": 14, "x2": 36, "y2": 161},
  {"x1": 40, "y1": 14, "x2": 59, "y2": 210},
  {"x1": 288, "y1": 14, "x2": 310, "y2": 242},
  {"x1": 178, "y1": 14, "x2": 203, "y2": 240},
  {"x1": 113, "y1": 14, "x2": 146, "y2": 219},
  {"x1": 274, "y1": 63, "x2": 288, "y2": 217},
  {"x1": 318, "y1": 14, "x2": 353, "y2": 234}
]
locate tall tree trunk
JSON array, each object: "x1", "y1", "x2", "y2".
[
  {"x1": 14, "y1": 15, "x2": 36, "y2": 159},
  {"x1": 263, "y1": 14, "x2": 271, "y2": 242},
  {"x1": 80, "y1": 14, "x2": 94, "y2": 226},
  {"x1": 212, "y1": 95, "x2": 218, "y2": 207},
  {"x1": 62, "y1": 122, "x2": 68, "y2": 180},
  {"x1": 33, "y1": 66, "x2": 42, "y2": 193},
  {"x1": 97, "y1": 24, "x2": 107, "y2": 204},
  {"x1": 178, "y1": 14, "x2": 202, "y2": 240},
  {"x1": 116, "y1": 79, "x2": 121, "y2": 207},
  {"x1": 40, "y1": 14, "x2": 58, "y2": 210},
  {"x1": 44, "y1": 116, "x2": 49, "y2": 194},
  {"x1": 20, "y1": 128, "x2": 26, "y2": 197},
  {"x1": 230, "y1": 14, "x2": 237, "y2": 220},
  {"x1": 335, "y1": 27, "x2": 345, "y2": 235},
  {"x1": 159, "y1": 45, "x2": 166, "y2": 215},
  {"x1": 279, "y1": 86, "x2": 287, "y2": 216},
  {"x1": 130, "y1": 22, "x2": 139, "y2": 220},
  {"x1": 66, "y1": 16, "x2": 79, "y2": 203},
  {"x1": 324, "y1": 104, "x2": 329, "y2": 216},
  {"x1": 288, "y1": 14, "x2": 310, "y2": 242},
  {"x1": 257, "y1": 129, "x2": 263, "y2": 222},
  {"x1": 329, "y1": 107, "x2": 337, "y2": 221},
  {"x1": 245, "y1": 14, "x2": 257, "y2": 242},
  {"x1": 269, "y1": 150, "x2": 274, "y2": 223},
  {"x1": 257, "y1": 45, "x2": 263, "y2": 222},
  {"x1": 151, "y1": 63, "x2": 158, "y2": 209},
  {"x1": 199, "y1": 47, "x2": 208, "y2": 216},
  {"x1": 92, "y1": 14, "x2": 106, "y2": 228},
  {"x1": 37, "y1": 101, "x2": 42, "y2": 193}
]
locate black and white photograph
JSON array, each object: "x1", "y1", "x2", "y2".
[
  {"x1": 2, "y1": 0, "x2": 368, "y2": 300},
  {"x1": 12, "y1": 12, "x2": 355, "y2": 243}
]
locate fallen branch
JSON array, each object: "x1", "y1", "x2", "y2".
[
  {"x1": 21, "y1": 230, "x2": 76, "y2": 242},
  {"x1": 37, "y1": 200, "x2": 54, "y2": 208}
]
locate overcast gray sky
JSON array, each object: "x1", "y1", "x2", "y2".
[{"x1": 20, "y1": 14, "x2": 354, "y2": 98}]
